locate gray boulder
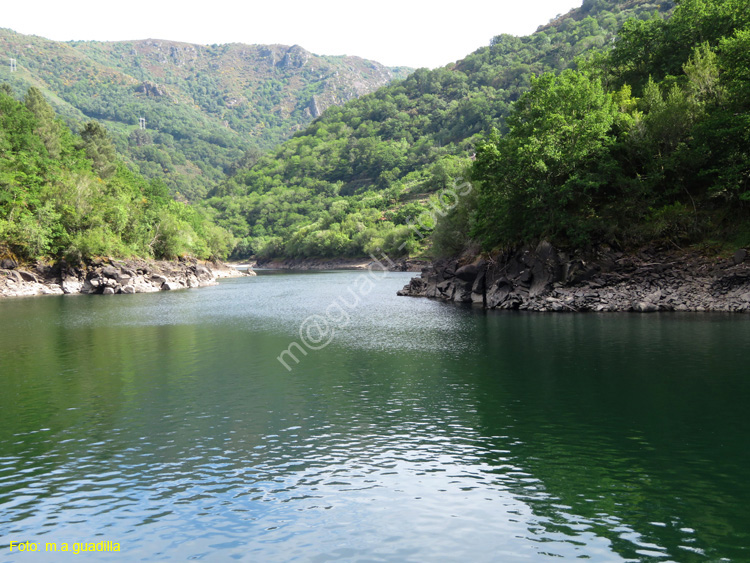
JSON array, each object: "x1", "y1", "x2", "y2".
[
  {"x1": 455, "y1": 264, "x2": 479, "y2": 282},
  {"x1": 101, "y1": 266, "x2": 119, "y2": 278},
  {"x1": 487, "y1": 279, "x2": 513, "y2": 309},
  {"x1": 61, "y1": 277, "x2": 83, "y2": 294},
  {"x1": 18, "y1": 270, "x2": 39, "y2": 283}
]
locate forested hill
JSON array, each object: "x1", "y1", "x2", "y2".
[
  {"x1": 0, "y1": 29, "x2": 411, "y2": 200},
  {"x1": 470, "y1": 0, "x2": 750, "y2": 254},
  {"x1": 205, "y1": 0, "x2": 675, "y2": 260},
  {"x1": 0, "y1": 85, "x2": 233, "y2": 263}
]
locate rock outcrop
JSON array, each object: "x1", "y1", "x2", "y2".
[
  {"x1": 1, "y1": 257, "x2": 251, "y2": 299},
  {"x1": 136, "y1": 81, "x2": 166, "y2": 97},
  {"x1": 398, "y1": 243, "x2": 750, "y2": 313}
]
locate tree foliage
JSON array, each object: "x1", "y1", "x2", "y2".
[
  {"x1": 470, "y1": 0, "x2": 750, "y2": 251},
  {"x1": 204, "y1": 0, "x2": 671, "y2": 259},
  {"x1": 0, "y1": 31, "x2": 410, "y2": 202},
  {"x1": 473, "y1": 71, "x2": 621, "y2": 246},
  {"x1": 0, "y1": 88, "x2": 233, "y2": 262}
]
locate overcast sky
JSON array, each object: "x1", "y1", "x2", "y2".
[{"x1": 4, "y1": 0, "x2": 582, "y2": 69}]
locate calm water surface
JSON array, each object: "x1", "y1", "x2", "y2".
[{"x1": 1, "y1": 271, "x2": 749, "y2": 562}]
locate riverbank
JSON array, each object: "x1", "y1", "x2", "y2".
[
  {"x1": 0, "y1": 257, "x2": 250, "y2": 298},
  {"x1": 253, "y1": 256, "x2": 428, "y2": 272},
  {"x1": 398, "y1": 243, "x2": 750, "y2": 313}
]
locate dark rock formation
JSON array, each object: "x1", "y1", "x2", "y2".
[{"x1": 398, "y1": 243, "x2": 750, "y2": 313}]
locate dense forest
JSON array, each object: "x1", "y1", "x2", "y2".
[
  {"x1": 0, "y1": 30, "x2": 410, "y2": 201},
  {"x1": 3, "y1": 0, "x2": 748, "y2": 266},
  {"x1": 204, "y1": 0, "x2": 686, "y2": 259},
  {"x1": 465, "y1": 0, "x2": 750, "y2": 254},
  {"x1": 0, "y1": 85, "x2": 233, "y2": 263}
]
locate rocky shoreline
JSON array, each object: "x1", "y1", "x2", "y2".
[
  {"x1": 0, "y1": 257, "x2": 251, "y2": 299},
  {"x1": 398, "y1": 243, "x2": 750, "y2": 313},
  {"x1": 254, "y1": 256, "x2": 428, "y2": 272}
]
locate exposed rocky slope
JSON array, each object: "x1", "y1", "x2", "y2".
[
  {"x1": 398, "y1": 243, "x2": 750, "y2": 313},
  {"x1": 0, "y1": 257, "x2": 251, "y2": 298}
]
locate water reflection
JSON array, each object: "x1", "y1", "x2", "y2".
[{"x1": 1, "y1": 272, "x2": 749, "y2": 561}]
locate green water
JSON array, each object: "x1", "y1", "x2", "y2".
[{"x1": 1, "y1": 271, "x2": 749, "y2": 562}]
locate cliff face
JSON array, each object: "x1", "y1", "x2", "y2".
[{"x1": 398, "y1": 243, "x2": 750, "y2": 313}]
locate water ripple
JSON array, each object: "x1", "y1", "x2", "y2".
[{"x1": 2, "y1": 272, "x2": 749, "y2": 561}]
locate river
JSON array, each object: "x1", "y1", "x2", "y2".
[{"x1": 1, "y1": 270, "x2": 749, "y2": 561}]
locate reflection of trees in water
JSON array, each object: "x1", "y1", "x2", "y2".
[
  {"x1": 467, "y1": 312, "x2": 750, "y2": 561},
  {"x1": 2, "y1": 291, "x2": 749, "y2": 561}
]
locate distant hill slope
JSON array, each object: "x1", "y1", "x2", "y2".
[
  {"x1": 0, "y1": 29, "x2": 412, "y2": 200},
  {"x1": 204, "y1": 0, "x2": 674, "y2": 259}
]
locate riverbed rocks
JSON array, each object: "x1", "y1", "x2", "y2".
[
  {"x1": 1, "y1": 257, "x2": 250, "y2": 298},
  {"x1": 398, "y1": 243, "x2": 750, "y2": 313}
]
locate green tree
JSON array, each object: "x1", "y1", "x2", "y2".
[
  {"x1": 473, "y1": 70, "x2": 620, "y2": 247},
  {"x1": 1, "y1": 87, "x2": 233, "y2": 261},
  {"x1": 79, "y1": 122, "x2": 118, "y2": 178},
  {"x1": 24, "y1": 87, "x2": 63, "y2": 159}
]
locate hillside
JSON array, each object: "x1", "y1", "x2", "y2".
[
  {"x1": 204, "y1": 0, "x2": 675, "y2": 259},
  {"x1": 0, "y1": 29, "x2": 411, "y2": 200},
  {"x1": 466, "y1": 0, "x2": 750, "y2": 257},
  {"x1": 0, "y1": 85, "x2": 233, "y2": 264}
]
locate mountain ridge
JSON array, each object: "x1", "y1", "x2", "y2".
[
  {"x1": 204, "y1": 0, "x2": 676, "y2": 259},
  {"x1": 1, "y1": 28, "x2": 412, "y2": 200}
]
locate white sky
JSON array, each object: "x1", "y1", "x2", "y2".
[{"x1": 4, "y1": 0, "x2": 582, "y2": 69}]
